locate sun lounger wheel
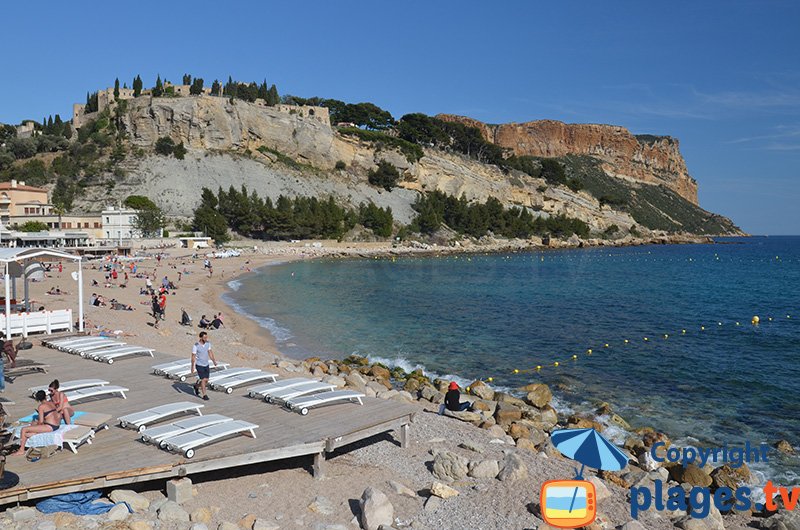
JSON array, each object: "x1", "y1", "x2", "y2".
[
  {"x1": 159, "y1": 441, "x2": 169, "y2": 450},
  {"x1": 119, "y1": 420, "x2": 129, "y2": 429},
  {"x1": 107, "y1": 359, "x2": 114, "y2": 364},
  {"x1": 185, "y1": 449, "x2": 195, "y2": 459},
  {"x1": 264, "y1": 396, "x2": 272, "y2": 403},
  {"x1": 179, "y1": 375, "x2": 187, "y2": 382},
  {"x1": 300, "y1": 408, "x2": 309, "y2": 416},
  {"x1": 138, "y1": 425, "x2": 147, "y2": 433},
  {"x1": 225, "y1": 387, "x2": 234, "y2": 394}
]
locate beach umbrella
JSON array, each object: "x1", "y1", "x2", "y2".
[
  {"x1": 550, "y1": 428, "x2": 630, "y2": 513},
  {"x1": 551, "y1": 428, "x2": 630, "y2": 477}
]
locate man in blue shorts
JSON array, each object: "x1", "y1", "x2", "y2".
[{"x1": 191, "y1": 331, "x2": 218, "y2": 400}]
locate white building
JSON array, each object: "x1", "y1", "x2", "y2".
[{"x1": 101, "y1": 207, "x2": 139, "y2": 240}]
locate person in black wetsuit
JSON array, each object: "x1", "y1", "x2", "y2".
[
  {"x1": 12, "y1": 390, "x2": 63, "y2": 455},
  {"x1": 444, "y1": 381, "x2": 471, "y2": 412}
]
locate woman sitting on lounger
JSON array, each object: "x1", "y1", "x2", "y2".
[
  {"x1": 12, "y1": 390, "x2": 63, "y2": 455},
  {"x1": 48, "y1": 379, "x2": 74, "y2": 424}
]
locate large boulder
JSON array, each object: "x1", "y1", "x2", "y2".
[
  {"x1": 443, "y1": 409, "x2": 483, "y2": 425},
  {"x1": 494, "y1": 401, "x2": 522, "y2": 427},
  {"x1": 370, "y1": 365, "x2": 391, "y2": 380},
  {"x1": 710, "y1": 463, "x2": 750, "y2": 490},
  {"x1": 668, "y1": 463, "x2": 712, "y2": 487},
  {"x1": 524, "y1": 384, "x2": 552, "y2": 408},
  {"x1": 345, "y1": 371, "x2": 368, "y2": 392},
  {"x1": 359, "y1": 487, "x2": 393, "y2": 530},
  {"x1": 468, "y1": 460, "x2": 500, "y2": 479},
  {"x1": 430, "y1": 482, "x2": 459, "y2": 499},
  {"x1": 494, "y1": 392, "x2": 527, "y2": 408},
  {"x1": 468, "y1": 380, "x2": 495, "y2": 401},
  {"x1": 498, "y1": 453, "x2": 528, "y2": 482},
  {"x1": 508, "y1": 422, "x2": 530, "y2": 440},
  {"x1": 774, "y1": 439, "x2": 796, "y2": 455},
  {"x1": 432, "y1": 451, "x2": 469, "y2": 482},
  {"x1": 471, "y1": 399, "x2": 497, "y2": 416},
  {"x1": 522, "y1": 405, "x2": 558, "y2": 432},
  {"x1": 157, "y1": 501, "x2": 190, "y2": 523},
  {"x1": 109, "y1": 490, "x2": 150, "y2": 512}
]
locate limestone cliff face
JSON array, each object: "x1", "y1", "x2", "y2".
[{"x1": 436, "y1": 115, "x2": 699, "y2": 204}]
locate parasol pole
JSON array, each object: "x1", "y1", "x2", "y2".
[{"x1": 568, "y1": 463, "x2": 586, "y2": 513}]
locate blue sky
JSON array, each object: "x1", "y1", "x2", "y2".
[{"x1": 2, "y1": 1, "x2": 798, "y2": 234}]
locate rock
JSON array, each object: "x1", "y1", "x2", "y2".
[
  {"x1": 377, "y1": 389, "x2": 398, "y2": 400},
  {"x1": 53, "y1": 512, "x2": 81, "y2": 528},
  {"x1": 9, "y1": 507, "x2": 37, "y2": 523},
  {"x1": 430, "y1": 482, "x2": 459, "y2": 499},
  {"x1": 158, "y1": 500, "x2": 190, "y2": 522},
  {"x1": 191, "y1": 507, "x2": 214, "y2": 524},
  {"x1": 494, "y1": 392, "x2": 527, "y2": 408},
  {"x1": 516, "y1": 438, "x2": 538, "y2": 452},
  {"x1": 494, "y1": 401, "x2": 522, "y2": 427},
  {"x1": 129, "y1": 521, "x2": 155, "y2": 530},
  {"x1": 487, "y1": 424, "x2": 506, "y2": 438},
  {"x1": 323, "y1": 375, "x2": 346, "y2": 388},
  {"x1": 498, "y1": 453, "x2": 528, "y2": 481},
  {"x1": 109, "y1": 490, "x2": 150, "y2": 512},
  {"x1": 458, "y1": 441, "x2": 483, "y2": 454},
  {"x1": 403, "y1": 378, "x2": 421, "y2": 393},
  {"x1": 524, "y1": 384, "x2": 552, "y2": 408},
  {"x1": 308, "y1": 496, "x2": 335, "y2": 516},
  {"x1": 588, "y1": 476, "x2": 610, "y2": 501},
  {"x1": 388, "y1": 480, "x2": 417, "y2": 498},
  {"x1": 432, "y1": 450, "x2": 469, "y2": 482},
  {"x1": 467, "y1": 380, "x2": 495, "y2": 400},
  {"x1": 668, "y1": 463, "x2": 713, "y2": 487},
  {"x1": 471, "y1": 399, "x2": 497, "y2": 416},
  {"x1": 237, "y1": 514, "x2": 257, "y2": 529},
  {"x1": 595, "y1": 402, "x2": 613, "y2": 415},
  {"x1": 107, "y1": 504, "x2": 130, "y2": 521},
  {"x1": 760, "y1": 510, "x2": 800, "y2": 530},
  {"x1": 508, "y1": 422, "x2": 530, "y2": 440},
  {"x1": 166, "y1": 477, "x2": 194, "y2": 504},
  {"x1": 609, "y1": 413, "x2": 631, "y2": 430},
  {"x1": 370, "y1": 365, "x2": 391, "y2": 380},
  {"x1": 345, "y1": 371, "x2": 368, "y2": 392},
  {"x1": 364, "y1": 386, "x2": 377, "y2": 398},
  {"x1": 367, "y1": 380, "x2": 388, "y2": 393},
  {"x1": 419, "y1": 386, "x2": 444, "y2": 404},
  {"x1": 359, "y1": 487, "x2": 393, "y2": 530},
  {"x1": 710, "y1": 463, "x2": 751, "y2": 490},
  {"x1": 774, "y1": 439, "x2": 796, "y2": 455},
  {"x1": 625, "y1": 436, "x2": 646, "y2": 456},
  {"x1": 395, "y1": 390, "x2": 415, "y2": 402},
  {"x1": 423, "y1": 495, "x2": 441, "y2": 512},
  {"x1": 619, "y1": 521, "x2": 647, "y2": 530},
  {"x1": 191, "y1": 524, "x2": 210, "y2": 530},
  {"x1": 217, "y1": 523, "x2": 238, "y2": 530},
  {"x1": 567, "y1": 414, "x2": 603, "y2": 431},
  {"x1": 674, "y1": 503, "x2": 725, "y2": 530},
  {"x1": 443, "y1": 409, "x2": 482, "y2": 424},
  {"x1": 468, "y1": 459, "x2": 500, "y2": 479}
]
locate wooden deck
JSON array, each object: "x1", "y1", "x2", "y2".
[{"x1": 0, "y1": 341, "x2": 415, "y2": 505}]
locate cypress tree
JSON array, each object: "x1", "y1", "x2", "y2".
[
  {"x1": 133, "y1": 75, "x2": 143, "y2": 97},
  {"x1": 153, "y1": 75, "x2": 163, "y2": 97},
  {"x1": 114, "y1": 78, "x2": 120, "y2": 100},
  {"x1": 211, "y1": 79, "x2": 221, "y2": 96},
  {"x1": 267, "y1": 84, "x2": 279, "y2": 106},
  {"x1": 182, "y1": 73, "x2": 192, "y2": 85},
  {"x1": 258, "y1": 80, "x2": 268, "y2": 101}
]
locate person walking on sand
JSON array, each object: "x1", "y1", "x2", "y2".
[
  {"x1": 151, "y1": 294, "x2": 161, "y2": 329},
  {"x1": 191, "y1": 332, "x2": 217, "y2": 400}
]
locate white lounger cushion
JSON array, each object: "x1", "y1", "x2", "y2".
[
  {"x1": 59, "y1": 339, "x2": 118, "y2": 352},
  {"x1": 118, "y1": 401, "x2": 204, "y2": 431},
  {"x1": 247, "y1": 378, "x2": 311, "y2": 397},
  {"x1": 62, "y1": 425, "x2": 96, "y2": 453},
  {"x1": 162, "y1": 420, "x2": 258, "y2": 458},
  {"x1": 206, "y1": 367, "x2": 260, "y2": 384},
  {"x1": 266, "y1": 381, "x2": 336, "y2": 403},
  {"x1": 71, "y1": 341, "x2": 126, "y2": 354},
  {"x1": 29, "y1": 379, "x2": 109, "y2": 397},
  {"x1": 48, "y1": 337, "x2": 109, "y2": 347},
  {"x1": 141, "y1": 414, "x2": 233, "y2": 445},
  {"x1": 286, "y1": 390, "x2": 365, "y2": 415},
  {"x1": 82, "y1": 344, "x2": 136, "y2": 358},
  {"x1": 209, "y1": 371, "x2": 278, "y2": 393},
  {"x1": 166, "y1": 362, "x2": 231, "y2": 381},
  {"x1": 152, "y1": 360, "x2": 190, "y2": 374},
  {"x1": 92, "y1": 346, "x2": 155, "y2": 363},
  {"x1": 65, "y1": 385, "x2": 129, "y2": 402}
]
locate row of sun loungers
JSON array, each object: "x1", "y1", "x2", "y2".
[
  {"x1": 42, "y1": 336, "x2": 154, "y2": 364},
  {"x1": 118, "y1": 401, "x2": 203, "y2": 432}
]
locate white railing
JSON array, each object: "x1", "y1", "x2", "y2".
[{"x1": 0, "y1": 309, "x2": 73, "y2": 337}]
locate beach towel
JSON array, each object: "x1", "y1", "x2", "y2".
[
  {"x1": 36, "y1": 490, "x2": 131, "y2": 515},
  {"x1": 17, "y1": 411, "x2": 86, "y2": 423},
  {"x1": 23, "y1": 424, "x2": 81, "y2": 448}
]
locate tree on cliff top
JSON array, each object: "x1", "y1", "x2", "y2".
[
  {"x1": 211, "y1": 79, "x2": 221, "y2": 96},
  {"x1": 182, "y1": 73, "x2": 192, "y2": 85},
  {"x1": 114, "y1": 78, "x2": 120, "y2": 100},
  {"x1": 189, "y1": 78, "x2": 204, "y2": 95},
  {"x1": 133, "y1": 75, "x2": 143, "y2": 97},
  {"x1": 152, "y1": 75, "x2": 163, "y2": 97}
]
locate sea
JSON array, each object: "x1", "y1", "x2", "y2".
[{"x1": 225, "y1": 236, "x2": 800, "y2": 485}]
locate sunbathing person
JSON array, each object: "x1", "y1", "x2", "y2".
[
  {"x1": 48, "y1": 379, "x2": 74, "y2": 425},
  {"x1": 12, "y1": 390, "x2": 63, "y2": 455}
]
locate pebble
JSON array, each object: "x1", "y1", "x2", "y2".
[{"x1": 107, "y1": 503, "x2": 130, "y2": 521}]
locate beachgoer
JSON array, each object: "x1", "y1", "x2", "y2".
[
  {"x1": 211, "y1": 314, "x2": 224, "y2": 329},
  {"x1": 158, "y1": 292, "x2": 167, "y2": 319},
  {"x1": 111, "y1": 269, "x2": 118, "y2": 282},
  {"x1": 151, "y1": 295, "x2": 161, "y2": 329},
  {"x1": 48, "y1": 380, "x2": 74, "y2": 424},
  {"x1": 3, "y1": 338, "x2": 18, "y2": 368},
  {"x1": 198, "y1": 315, "x2": 210, "y2": 329},
  {"x1": 180, "y1": 308, "x2": 192, "y2": 326},
  {"x1": 191, "y1": 332, "x2": 217, "y2": 400},
  {"x1": 145, "y1": 277, "x2": 152, "y2": 290},
  {"x1": 58, "y1": 262, "x2": 62, "y2": 274},
  {"x1": 162, "y1": 276, "x2": 169, "y2": 290},
  {"x1": 444, "y1": 382, "x2": 471, "y2": 412},
  {"x1": 12, "y1": 390, "x2": 63, "y2": 455}
]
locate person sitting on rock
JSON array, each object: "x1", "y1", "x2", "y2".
[{"x1": 444, "y1": 382, "x2": 471, "y2": 412}]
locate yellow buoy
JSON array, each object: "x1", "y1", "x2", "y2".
[
  {"x1": 663, "y1": 334, "x2": 669, "y2": 339},
  {"x1": 624, "y1": 339, "x2": 629, "y2": 344},
  {"x1": 466, "y1": 387, "x2": 471, "y2": 392},
  {"x1": 554, "y1": 361, "x2": 559, "y2": 367},
  {"x1": 513, "y1": 369, "x2": 519, "y2": 374},
  {"x1": 572, "y1": 355, "x2": 578, "y2": 360},
  {"x1": 536, "y1": 365, "x2": 542, "y2": 371},
  {"x1": 768, "y1": 317, "x2": 773, "y2": 321},
  {"x1": 751, "y1": 316, "x2": 760, "y2": 325},
  {"x1": 604, "y1": 343, "x2": 610, "y2": 348},
  {"x1": 718, "y1": 322, "x2": 723, "y2": 326},
  {"x1": 487, "y1": 377, "x2": 493, "y2": 382},
  {"x1": 586, "y1": 349, "x2": 593, "y2": 354},
  {"x1": 643, "y1": 337, "x2": 649, "y2": 341},
  {"x1": 701, "y1": 326, "x2": 705, "y2": 330},
  {"x1": 681, "y1": 329, "x2": 686, "y2": 334}
]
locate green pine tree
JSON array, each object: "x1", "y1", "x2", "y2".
[
  {"x1": 153, "y1": 75, "x2": 163, "y2": 97},
  {"x1": 133, "y1": 75, "x2": 143, "y2": 97},
  {"x1": 114, "y1": 78, "x2": 120, "y2": 100}
]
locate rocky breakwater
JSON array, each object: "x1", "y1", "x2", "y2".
[{"x1": 437, "y1": 114, "x2": 699, "y2": 205}]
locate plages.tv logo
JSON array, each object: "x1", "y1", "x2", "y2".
[
  {"x1": 631, "y1": 441, "x2": 800, "y2": 519},
  {"x1": 540, "y1": 428, "x2": 630, "y2": 529}
]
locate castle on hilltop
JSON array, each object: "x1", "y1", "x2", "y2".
[{"x1": 72, "y1": 82, "x2": 329, "y2": 129}]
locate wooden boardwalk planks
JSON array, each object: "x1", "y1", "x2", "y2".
[{"x1": 0, "y1": 343, "x2": 415, "y2": 504}]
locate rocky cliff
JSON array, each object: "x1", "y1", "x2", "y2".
[
  {"x1": 74, "y1": 95, "x2": 740, "y2": 236},
  {"x1": 436, "y1": 114, "x2": 699, "y2": 204}
]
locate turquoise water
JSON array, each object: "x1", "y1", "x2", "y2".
[{"x1": 226, "y1": 236, "x2": 800, "y2": 483}]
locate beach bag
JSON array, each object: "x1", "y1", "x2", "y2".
[
  {"x1": 26, "y1": 445, "x2": 59, "y2": 461},
  {"x1": 18, "y1": 341, "x2": 32, "y2": 350}
]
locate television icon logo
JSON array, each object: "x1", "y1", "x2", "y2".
[{"x1": 540, "y1": 479, "x2": 597, "y2": 528}]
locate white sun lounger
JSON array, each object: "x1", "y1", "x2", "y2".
[
  {"x1": 285, "y1": 390, "x2": 366, "y2": 415},
  {"x1": 118, "y1": 401, "x2": 204, "y2": 432},
  {"x1": 91, "y1": 346, "x2": 155, "y2": 364},
  {"x1": 161, "y1": 420, "x2": 259, "y2": 458},
  {"x1": 265, "y1": 381, "x2": 336, "y2": 404},
  {"x1": 206, "y1": 367, "x2": 260, "y2": 385},
  {"x1": 46, "y1": 336, "x2": 108, "y2": 348},
  {"x1": 165, "y1": 362, "x2": 231, "y2": 382},
  {"x1": 247, "y1": 377, "x2": 312, "y2": 398},
  {"x1": 29, "y1": 379, "x2": 109, "y2": 397},
  {"x1": 57, "y1": 338, "x2": 118, "y2": 353},
  {"x1": 141, "y1": 414, "x2": 233, "y2": 447},
  {"x1": 61, "y1": 425, "x2": 97, "y2": 453},
  {"x1": 69, "y1": 341, "x2": 126, "y2": 355},
  {"x1": 152, "y1": 360, "x2": 190, "y2": 375},
  {"x1": 208, "y1": 371, "x2": 278, "y2": 394},
  {"x1": 65, "y1": 385, "x2": 129, "y2": 403},
  {"x1": 78, "y1": 344, "x2": 134, "y2": 358}
]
